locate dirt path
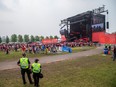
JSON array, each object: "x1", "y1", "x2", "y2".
[{"x1": 0, "y1": 46, "x2": 103, "y2": 71}]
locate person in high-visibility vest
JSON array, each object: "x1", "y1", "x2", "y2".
[
  {"x1": 17, "y1": 53, "x2": 33, "y2": 84},
  {"x1": 31, "y1": 59, "x2": 41, "y2": 87}
]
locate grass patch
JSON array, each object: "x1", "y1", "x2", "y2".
[
  {"x1": 72, "y1": 46, "x2": 95, "y2": 52},
  {"x1": 0, "y1": 46, "x2": 95, "y2": 62},
  {"x1": 0, "y1": 54, "x2": 116, "y2": 87}
]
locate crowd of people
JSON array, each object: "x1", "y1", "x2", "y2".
[
  {"x1": 103, "y1": 45, "x2": 116, "y2": 61},
  {"x1": 0, "y1": 41, "x2": 94, "y2": 54},
  {"x1": 15, "y1": 41, "x2": 93, "y2": 87},
  {"x1": 0, "y1": 43, "x2": 57, "y2": 54},
  {"x1": 0, "y1": 41, "x2": 115, "y2": 87}
]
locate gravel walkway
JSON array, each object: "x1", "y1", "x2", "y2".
[{"x1": 0, "y1": 46, "x2": 103, "y2": 71}]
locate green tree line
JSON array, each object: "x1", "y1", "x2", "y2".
[{"x1": 0, "y1": 34, "x2": 59, "y2": 43}]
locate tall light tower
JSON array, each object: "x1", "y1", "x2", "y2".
[{"x1": 92, "y1": 5, "x2": 109, "y2": 33}]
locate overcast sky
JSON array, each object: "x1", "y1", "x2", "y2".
[{"x1": 0, "y1": 0, "x2": 116, "y2": 37}]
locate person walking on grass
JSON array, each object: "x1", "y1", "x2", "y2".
[
  {"x1": 31, "y1": 59, "x2": 41, "y2": 87},
  {"x1": 113, "y1": 46, "x2": 116, "y2": 61},
  {"x1": 17, "y1": 53, "x2": 33, "y2": 84}
]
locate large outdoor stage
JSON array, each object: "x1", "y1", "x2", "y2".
[
  {"x1": 59, "y1": 6, "x2": 116, "y2": 44},
  {"x1": 60, "y1": 11, "x2": 105, "y2": 42}
]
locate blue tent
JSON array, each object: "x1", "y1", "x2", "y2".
[{"x1": 62, "y1": 46, "x2": 72, "y2": 53}]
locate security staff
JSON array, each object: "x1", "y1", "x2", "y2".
[
  {"x1": 17, "y1": 53, "x2": 33, "y2": 84},
  {"x1": 31, "y1": 59, "x2": 41, "y2": 87}
]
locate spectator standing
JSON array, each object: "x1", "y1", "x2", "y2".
[
  {"x1": 17, "y1": 53, "x2": 33, "y2": 84},
  {"x1": 31, "y1": 59, "x2": 42, "y2": 87},
  {"x1": 113, "y1": 46, "x2": 116, "y2": 61}
]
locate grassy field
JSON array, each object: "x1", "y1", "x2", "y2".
[
  {"x1": 0, "y1": 46, "x2": 95, "y2": 62},
  {"x1": 0, "y1": 54, "x2": 116, "y2": 87}
]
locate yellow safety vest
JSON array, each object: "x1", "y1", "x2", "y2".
[
  {"x1": 32, "y1": 63, "x2": 41, "y2": 73},
  {"x1": 20, "y1": 58, "x2": 29, "y2": 69}
]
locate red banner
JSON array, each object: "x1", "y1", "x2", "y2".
[
  {"x1": 42, "y1": 39, "x2": 58, "y2": 44},
  {"x1": 61, "y1": 35, "x2": 66, "y2": 42},
  {"x1": 92, "y1": 32, "x2": 116, "y2": 44}
]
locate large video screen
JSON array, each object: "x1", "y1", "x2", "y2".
[
  {"x1": 92, "y1": 14, "x2": 105, "y2": 32},
  {"x1": 92, "y1": 23, "x2": 104, "y2": 32}
]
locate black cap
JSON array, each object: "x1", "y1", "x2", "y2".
[
  {"x1": 22, "y1": 53, "x2": 26, "y2": 57},
  {"x1": 35, "y1": 59, "x2": 39, "y2": 62}
]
